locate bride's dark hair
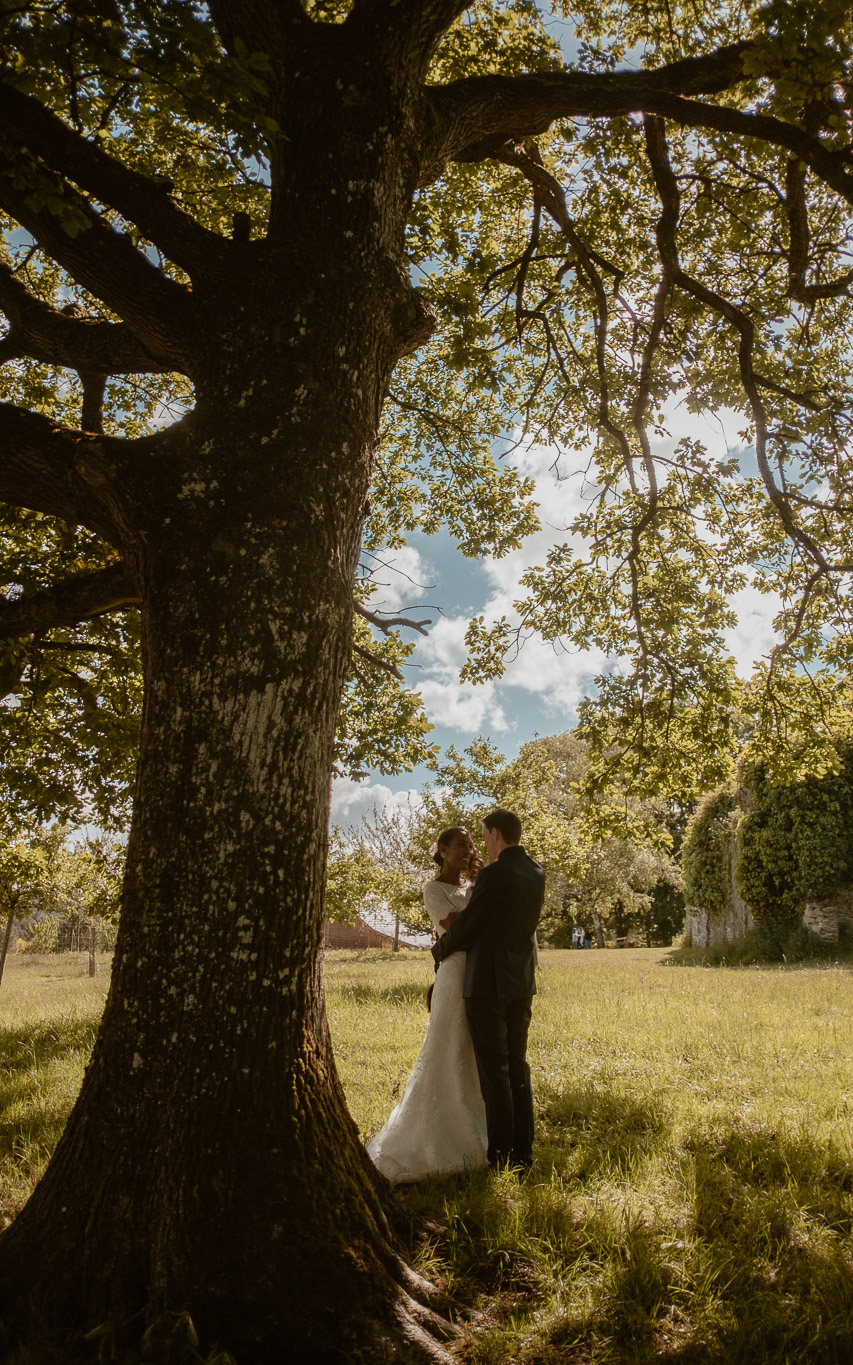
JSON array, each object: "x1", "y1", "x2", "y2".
[{"x1": 432, "y1": 826, "x2": 468, "y2": 868}]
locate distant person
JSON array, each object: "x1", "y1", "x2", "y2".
[
  {"x1": 432, "y1": 808, "x2": 545, "y2": 1171},
  {"x1": 584, "y1": 927, "x2": 593, "y2": 949},
  {"x1": 367, "y1": 827, "x2": 487, "y2": 1182},
  {"x1": 572, "y1": 926, "x2": 582, "y2": 949}
]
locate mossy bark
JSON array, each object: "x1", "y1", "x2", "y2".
[{"x1": 0, "y1": 81, "x2": 449, "y2": 1356}]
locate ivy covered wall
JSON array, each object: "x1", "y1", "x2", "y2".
[{"x1": 682, "y1": 748, "x2": 853, "y2": 927}]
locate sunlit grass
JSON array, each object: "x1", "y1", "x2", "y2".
[
  {"x1": 5, "y1": 947, "x2": 853, "y2": 1361},
  {"x1": 0, "y1": 953, "x2": 109, "y2": 1227},
  {"x1": 327, "y1": 947, "x2": 853, "y2": 1363}
]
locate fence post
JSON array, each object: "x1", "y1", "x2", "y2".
[{"x1": 88, "y1": 923, "x2": 97, "y2": 977}]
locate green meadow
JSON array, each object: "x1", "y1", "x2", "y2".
[{"x1": 4, "y1": 948, "x2": 853, "y2": 1362}]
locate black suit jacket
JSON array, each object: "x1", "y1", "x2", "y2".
[{"x1": 431, "y1": 845, "x2": 545, "y2": 1000}]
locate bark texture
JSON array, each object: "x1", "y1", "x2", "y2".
[{"x1": 0, "y1": 28, "x2": 449, "y2": 1363}]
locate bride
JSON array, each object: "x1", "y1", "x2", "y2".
[{"x1": 367, "y1": 826, "x2": 488, "y2": 1183}]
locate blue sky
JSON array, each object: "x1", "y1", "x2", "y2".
[{"x1": 330, "y1": 407, "x2": 782, "y2": 826}]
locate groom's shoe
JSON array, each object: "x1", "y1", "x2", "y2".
[
  {"x1": 489, "y1": 1153, "x2": 532, "y2": 1175},
  {"x1": 509, "y1": 1151, "x2": 533, "y2": 1175}
]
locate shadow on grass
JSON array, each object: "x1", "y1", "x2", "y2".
[
  {"x1": 398, "y1": 1112, "x2": 853, "y2": 1365},
  {"x1": 540, "y1": 1084, "x2": 671, "y2": 1180}
]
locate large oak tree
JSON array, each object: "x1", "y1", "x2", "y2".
[{"x1": 1, "y1": 0, "x2": 852, "y2": 1360}]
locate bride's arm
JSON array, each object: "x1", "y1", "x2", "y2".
[{"x1": 438, "y1": 910, "x2": 459, "y2": 932}]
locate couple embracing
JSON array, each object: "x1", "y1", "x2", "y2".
[{"x1": 368, "y1": 808, "x2": 545, "y2": 1184}]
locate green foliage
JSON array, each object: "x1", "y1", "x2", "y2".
[
  {"x1": 681, "y1": 788, "x2": 740, "y2": 916},
  {"x1": 324, "y1": 832, "x2": 386, "y2": 925},
  {"x1": 413, "y1": 730, "x2": 680, "y2": 944},
  {"x1": 0, "y1": 510, "x2": 142, "y2": 830},
  {"x1": 735, "y1": 748, "x2": 853, "y2": 923},
  {"x1": 2, "y1": 0, "x2": 853, "y2": 820},
  {"x1": 334, "y1": 616, "x2": 437, "y2": 779},
  {"x1": 681, "y1": 747, "x2": 853, "y2": 927},
  {"x1": 17, "y1": 915, "x2": 59, "y2": 954}
]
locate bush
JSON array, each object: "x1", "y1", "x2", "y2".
[{"x1": 18, "y1": 915, "x2": 60, "y2": 953}]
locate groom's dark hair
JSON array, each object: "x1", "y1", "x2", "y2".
[{"x1": 483, "y1": 807, "x2": 522, "y2": 845}]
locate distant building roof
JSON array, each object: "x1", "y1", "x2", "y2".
[{"x1": 322, "y1": 916, "x2": 427, "y2": 950}]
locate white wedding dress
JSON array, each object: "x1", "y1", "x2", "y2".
[{"x1": 367, "y1": 879, "x2": 488, "y2": 1183}]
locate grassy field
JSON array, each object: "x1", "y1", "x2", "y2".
[{"x1": 4, "y1": 947, "x2": 853, "y2": 1361}]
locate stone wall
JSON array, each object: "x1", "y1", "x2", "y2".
[
  {"x1": 683, "y1": 880, "x2": 756, "y2": 948},
  {"x1": 686, "y1": 886, "x2": 853, "y2": 948},
  {"x1": 802, "y1": 888, "x2": 853, "y2": 944}
]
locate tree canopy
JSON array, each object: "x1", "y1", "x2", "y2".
[
  {"x1": 1, "y1": 1, "x2": 853, "y2": 1360},
  {"x1": 2, "y1": 0, "x2": 853, "y2": 829}
]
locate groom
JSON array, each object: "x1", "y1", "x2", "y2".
[{"x1": 432, "y1": 807, "x2": 545, "y2": 1170}]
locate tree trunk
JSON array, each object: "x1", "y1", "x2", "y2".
[
  {"x1": 0, "y1": 332, "x2": 449, "y2": 1359},
  {"x1": 88, "y1": 924, "x2": 97, "y2": 977},
  {"x1": 394, "y1": 910, "x2": 401, "y2": 952},
  {"x1": 591, "y1": 908, "x2": 606, "y2": 949},
  {"x1": 0, "y1": 893, "x2": 18, "y2": 987}
]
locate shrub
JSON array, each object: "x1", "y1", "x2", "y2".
[{"x1": 18, "y1": 915, "x2": 61, "y2": 953}]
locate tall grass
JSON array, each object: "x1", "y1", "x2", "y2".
[{"x1": 4, "y1": 947, "x2": 853, "y2": 1361}]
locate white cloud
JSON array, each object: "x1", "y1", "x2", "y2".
[
  {"x1": 724, "y1": 583, "x2": 782, "y2": 677},
  {"x1": 362, "y1": 544, "x2": 436, "y2": 614},
  {"x1": 499, "y1": 635, "x2": 610, "y2": 714},
  {"x1": 329, "y1": 774, "x2": 422, "y2": 827},
  {"x1": 412, "y1": 614, "x2": 508, "y2": 733},
  {"x1": 417, "y1": 676, "x2": 508, "y2": 732}
]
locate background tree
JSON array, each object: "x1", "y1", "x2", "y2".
[
  {"x1": 0, "y1": 831, "x2": 47, "y2": 984},
  {"x1": 1, "y1": 824, "x2": 123, "y2": 969},
  {"x1": 0, "y1": 0, "x2": 852, "y2": 1360},
  {"x1": 343, "y1": 798, "x2": 433, "y2": 946},
  {"x1": 324, "y1": 826, "x2": 387, "y2": 924},
  {"x1": 418, "y1": 731, "x2": 680, "y2": 944}
]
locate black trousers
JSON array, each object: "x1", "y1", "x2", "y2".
[{"x1": 465, "y1": 995, "x2": 534, "y2": 1166}]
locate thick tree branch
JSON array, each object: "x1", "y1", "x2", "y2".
[
  {"x1": 0, "y1": 152, "x2": 192, "y2": 371},
  {"x1": 646, "y1": 94, "x2": 853, "y2": 209},
  {"x1": 0, "y1": 262, "x2": 173, "y2": 376},
  {"x1": 643, "y1": 116, "x2": 834, "y2": 580},
  {"x1": 347, "y1": 0, "x2": 469, "y2": 76},
  {"x1": 0, "y1": 561, "x2": 138, "y2": 643},
  {"x1": 0, "y1": 403, "x2": 151, "y2": 546},
  {"x1": 79, "y1": 370, "x2": 107, "y2": 435},
  {"x1": 494, "y1": 139, "x2": 637, "y2": 489},
  {"x1": 421, "y1": 42, "x2": 752, "y2": 183},
  {"x1": 354, "y1": 599, "x2": 431, "y2": 635},
  {"x1": 0, "y1": 81, "x2": 229, "y2": 279},
  {"x1": 422, "y1": 44, "x2": 853, "y2": 208},
  {"x1": 785, "y1": 157, "x2": 853, "y2": 301}
]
